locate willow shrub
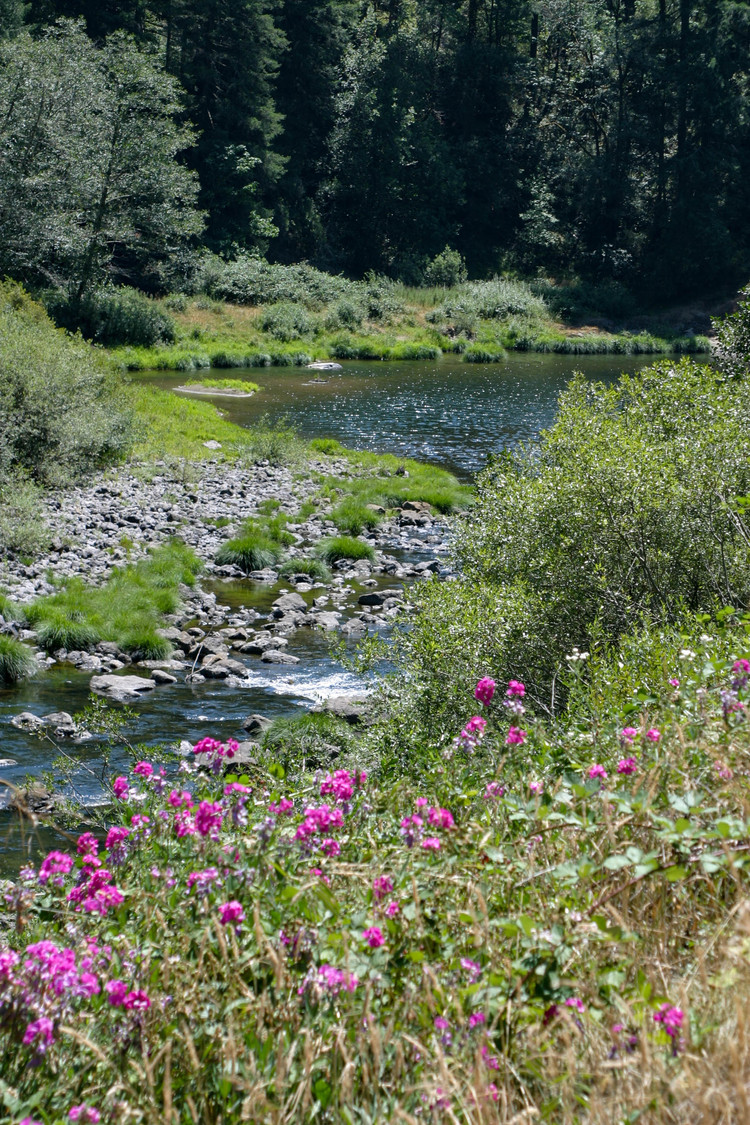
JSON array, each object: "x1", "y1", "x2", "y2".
[{"x1": 3, "y1": 645, "x2": 750, "y2": 1122}]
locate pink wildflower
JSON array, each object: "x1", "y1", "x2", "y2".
[
  {"x1": 715, "y1": 761, "x2": 734, "y2": 781},
  {"x1": 195, "y1": 800, "x2": 223, "y2": 838},
  {"x1": 617, "y1": 757, "x2": 638, "y2": 776},
  {"x1": 373, "y1": 875, "x2": 394, "y2": 900},
  {"x1": 507, "y1": 680, "x2": 526, "y2": 697},
  {"x1": 587, "y1": 763, "x2": 608, "y2": 780},
  {"x1": 653, "y1": 1004, "x2": 684, "y2": 1039},
  {"x1": 76, "y1": 833, "x2": 99, "y2": 857},
  {"x1": 733, "y1": 659, "x2": 750, "y2": 674},
  {"x1": 474, "y1": 677, "x2": 496, "y2": 705},
  {"x1": 427, "y1": 806, "x2": 455, "y2": 829},
  {"x1": 133, "y1": 761, "x2": 153, "y2": 778},
  {"x1": 621, "y1": 727, "x2": 637, "y2": 743},
  {"x1": 23, "y1": 1017, "x2": 54, "y2": 1048},
  {"x1": 105, "y1": 826, "x2": 130, "y2": 850},
  {"x1": 464, "y1": 715, "x2": 487, "y2": 735},
  {"x1": 112, "y1": 776, "x2": 129, "y2": 799},
  {"x1": 669, "y1": 678, "x2": 680, "y2": 687},
  {"x1": 105, "y1": 979, "x2": 128, "y2": 1006},
  {"x1": 529, "y1": 780, "x2": 543, "y2": 795},
  {"x1": 468, "y1": 1012, "x2": 486, "y2": 1028},
  {"x1": 385, "y1": 901, "x2": 400, "y2": 917},
  {"x1": 38, "y1": 851, "x2": 74, "y2": 885},
  {"x1": 484, "y1": 781, "x2": 505, "y2": 799},
  {"x1": 363, "y1": 926, "x2": 385, "y2": 948},
  {"x1": 506, "y1": 726, "x2": 527, "y2": 745},
  {"x1": 269, "y1": 797, "x2": 294, "y2": 815},
  {"x1": 219, "y1": 900, "x2": 245, "y2": 926},
  {"x1": 68, "y1": 1108, "x2": 100, "y2": 1124},
  {"x1": 565, "y1": 997, "x2": 586, "y2": 1012},
  {"x1": 123, "y1": 989, "x2": 150, "y2": 1010},
  {"x1": 321, "y1": 838, "x2": 341, "y2": 857},
  {"x1": 646, "y1": 728, "x2": 661, "y2": 742},
  {"x1": 434, "y1": 1016, "x2": 450, "y2": 1031},
  {"x1": 167, "y1": 789, "x2": 193, "y2": 808},
  {"x1": 421, "y1": 837, "x2": 441, "y2": 850}
]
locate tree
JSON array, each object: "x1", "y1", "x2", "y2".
[{"x1": 0, "y1": 21, "x2": 203, "y2": 295}]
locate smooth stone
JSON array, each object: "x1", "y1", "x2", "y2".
[
  {"x1": 242, "y1": 714, "x2": 272, "y2": 735},
  {"x1": 314, "y1": 694, "x2": 371, "y2": 725},
  {"x1": 43, "y1": 711, "x2": 77, "y2": 734},
  {"x1": 90, "y1": 674, "x2": 157, "y2": 702},
  {"x1": 340, "y1": 619, "x2": 367, "y2": 639},
  {"x1": 272, "y1": 592, "x2": 307, "y2": 613},
  {"x1": 260, "y1": 650, "x2": 300, "y2": 664},
  {"x1": 358, "y1": 592, "x2": 385, "y2": 607},
  {"x1": 11, "y1": 712, "x2": 45, "y2": 731},
  {"x1": 151, "y1": 668, "x2": 177, "y2": 684},
  {"x1": 309, "y1": 612, "x2": 341, "y2": 630}
]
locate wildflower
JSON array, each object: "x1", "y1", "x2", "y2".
[
  {"x1": 76, "y1": 833, "x2": 99, "y2": 857},
  {"x1": 68, "y1": 1108, "x2": 100, "y2": 1124},
  {"x1": 421, "y1": 837, "x2": 441, "y2": 850},
  {"x1": 529, "y1": 780, "x2": 543, "y2": 795},
  {"x1": 617, "y1": 757, "x2": 638, "y2": 775},
  {"x1": 565, "y1": 997, "x2": 586, "y2": 1012},
  {"x1": 195, "y1": 800, "x2": 223, "y2": 838},
  {"x1": 112, "y1": 776, "x2": 129, "y2": 799},
  {"x1": 295, "y1": 804, "x2": 344, "y2": 842},
  {"x1": 733, "y1": 659, "x2": 750, "y2": 674},
  {"x1": 105, "y1": 826, "x2": 130, "y2": 850},
  {"x1": 168, "y1": 789, "x2": 193, "y2": 808},
  {"x1": 385, "y1": 901, "x2": 400, "y2": 917},
  {"x1": 587, "y1": 763, "x2": 607, "y2": 780},
  {"x1": 474, "y1": 677, "x2": 496, "y2": 705},
  {"x1": 269, "y1": 797, "x2": 294, "y2": 815},
  {"x1": 461, "y1": 958, "x2": 481, "y2": 980},
  {"x1": 321, "y1": 838, "x2": 341, "y2": 857},
  {"x1": 715, "y1": 761, "x2": 734, "y2": 781},
  {"x1": 434, "y1": 1016, "x2": 450, "y2": 1030},
  {"x1": 415, "y1": 796, "x2": 429, "y2": 808},
  {"x1": 224, "y1": 782, "x2": 251, "y2": 796},
  {"x1": 669, "y1": 678, "x2": 680, "y2": 687},
  {"x1": 456, "y1": 714, "x2": 487, "y2": 751},
  {"x1": 133, "y1": 761, "x2": 153, "y2": 778},
  {"x1": 373, "y1": 875, "x2": 394, "y2": 900},
  {"x1": 320, "y1": 768, "x2": 365, "y2": 802},
  {"x1": 427, "y1": 806, "x2": 455, "y2": 829},
  {"x1": 186, "y1": 867, "x2": 220, "y2": 894},
  {"x1": 481, "y1": 1045, "x2": 499, "y2": 1069},
  {"x1": 506, "y1": 726, "x2": 527, "y2": 745},
  {"x1": 22, "y1": 1017, "x2": 54, "y2": 1049},
  {"x1": 507, "y1": 680, "x2": 525, "y2": 698},
  {"x1": 484, "y1": 781, "x2": 505, "y2": 799},
  {"x1": 465, "y1": 715, "x2": 487, "y2": 735},
  {"x1": 621, "y1": 727, "x2": 637, "y2": 743},
  {"x1": 123, "y1": 989, "x2": 150, "y2": 1010},
  {"x1": 363, "y1": 926, "x2": 384, "y2": 948},
  {"x1": 219, "y1": 900, "x2": 245, "y2": 926},
  {"x1": 300, "y1": 963, "x2": 358, "y2": 997},
  {"x1": 646, "y1": 728, "x2": 660, "y2": 742},
  {"x1": 653, "y1": 1004, "x2": 684, "y2": 1039},
  {"x1": 468, "y1": 1012, "x2": 486, "y2": 1028},
  {"x1": 38, "y1": 851, "x2": 74, "y2": 885},
  {"x1": 486, "y1": 1084, "x2": 500, "y2": 1103},
  {"x1": 105, "y1": 979, "x2": 129, "y2": 1006}
]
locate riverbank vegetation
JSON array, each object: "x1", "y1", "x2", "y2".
[{"x1": 3, "y1": 298, "x2": 750, "y2": 1120}]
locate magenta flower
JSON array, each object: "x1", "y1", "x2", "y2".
[
  {"x1": 320, "y1": 768, "x2": 365, "y2": 801},
  {"x1": 529, "y1": 780, "x2": 543, "y2": 795},
  {"x1": 373, "y1": 875, "x2": 394, "y2": 900},
  {"x1": 269, "y1": 797, "x2": 294, "y2": 815},
  {"x1": 468, "y1": 1011, "x2": 486, "y2": 1028},
  {"x1": 385, "y1": 901, "x2": 400, "y2": 917},
  {"x1": 219, "y1": 900, "x2": 245, "y2": 926},
  {"x1": 38, "y1": 850, "x2": 74, "y2": 885},
  {"x1": 646, "y1": 728, "x2": 660, "y2": 742},
  {"x1": 621, "y1": 727, "x2": 638, "y2": 743},
  {"x1": 474, "y1": 677, "x2": 496, "y2": 705},
  {"x1": 112, "y1": 776, "x2": 129, "y2": 799},
  {"x1": 167, "y1": 788, "x2": 193, "y2": 808},
  {"x1": 461, "y1": 958, "x2": 481, "y2": 980},
  {"x1": 464, "y1": 715, "x2": 487, "y2": 735},
  {"x1": 363, "y1": 926, "x2": 385, "y2": 948},
  {"x1": 123, "y1": 989, "x2": 150, "y2": 1010},
  {"x1": 427, "y1": 806, "x2": 455, "y2": 829},
  {"x1": 321, "y1": 838, "x2": 340, "y2": 857},
  {"x1": 564, "y1": 997, "x2": 586, "y2": 1012},
  {"x1": 69, "y1": 1108, "x2": 100, "y2": 1124},
  {"x1": 434, "y1": 1016, "x2": 450, "y2": 1031},
  {"x1": 76, "y1": 833, "x2": 99, "y2": 857},
  {"x1": 105, "y1": 826, "x2": 130, "y2": 850},
  {"x1": 484, "y1": 781, "x2": 505, "y2": 799},
  {"x1": 507, "y1": 680, "x2": 526, "y2": 698},
  {"x1": 669, "y1": 678, "x2": 680, "y2": 687},
  {"x1": 195, "y1": 800, "x2": 223, "y2": 838},
  {"x1": 133, "y1": 761, "x2": 153, "y2": 778},
  {"x1": 587, "y1": 763, "x2": 607, "y2": 780},
  {"x1": 733, "y1": 659, "x2": 750, "y2": 673},
  {"x1": 715, "y1": 761, "x2": 734, "y2": 781},
  {"x1": 23, "y1": 1016, "x2": 54, "y2": 1048},
  {"x1": 617, "y1": 757, "x2": 638, "y2": 776},
  {"x1": 506, "y1": 726, "x2": 527, "y2": 745},
  {"x1": 653, "y1": 1004, "x2": 684, "y2": 1039},
  {"x1": 105, "y1": 979, "x2": 129, "y2": 1006},
  {"x1": 421, "y1": 837, "x2": 441, "y2": 850}
]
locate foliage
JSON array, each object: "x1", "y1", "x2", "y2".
[
  {"x1": 260, "y1": 301, "x2": 315, "y2": 341},
  {"x1": 0, "y1": 284, "x2": 132, "y2": 489},
  {"x1": 0, "y1": 471, "x2": 51, "y2": 558},
  {"x1": 24, "y1": 540, "x2": 201, "y2": 655},
  {"x1": 44, "y1": 287, "x2": 176, "y2": 347},
  {"x1": 277, "y1": 557, "x2": 332, "y2": 582},
  {"x1": 424, "y1": 245, "x2": 468, "y2": 287},
  {"x1": 0, "y1": 634, "x2": 38, "y2": 684},
  {"x1": 714, "y1": 285, "x2": 750, "y2": 379},
  {"x1": 316, "y1": 535, "x2": 376, "y2": 563},
  {"x1": 4, "y1": 648, "x2": 750, "y2": 1119},
  {"x1": 0, "y1": 21, "x2": 202, "y2": 296},
  {"x1": 215, "y1": 530, "x2": 283, "y2": 573}
]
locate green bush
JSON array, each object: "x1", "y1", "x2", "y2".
[
  {"x1": 277, "y1": 557, "x2": 332, "y2": 582},
  {"x1": 260, "y1": 301, "x2": 312, "y2": 342},
  {"x1": 198, "y1": 253, "x2": 353, "y2": 309},
  {"x1": 423, "y1": 245, "x2": 467, "y2": 287},
  {"x1": 0, "y1": 286, "x2": 132, "y2": 488},
  {"x1": 0, "y1": 470, "x2": 51, "y2": 557},
  {"x1": 45, "y1": 286, "x2": 176, "y2": 347},
  {"x1": 316, "y1": 536, "x2": 376, "y2": 564},
  {"x1": 0, "y1": 635, "x2": 38, "y2": 684}
]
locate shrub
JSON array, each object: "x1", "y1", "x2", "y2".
[
  {"x1": 310, "y1": 438, "x2": 345, "y2": 456},
  {"x1": 0, "y1": 635, "x2": 38, "y2": 684},
  {"x1": 44, "y1": 287, "x2": 176, "y2": 347},
  {"x1": 316, "y1": 536, "x2": 376, "y2": 564},
  {"x1": 0, "y1": 287, "x2": 132, "y2": 487},
  {"x1": 423, "y1": 245, "x2": 468, "y2": 287},
  {"x1": 331, "y1": 498, "x2": 383, "y2": 536},
  {"x1": 0, "y1": 470, "x2": 51, "y2": 557},
  {"x1": 198, "y1": 253, "x2": 353, "y2": 309}
]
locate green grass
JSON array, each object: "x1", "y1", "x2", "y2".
[
  {"x1": 24, "y1": 540, "x2": 201, "y2": 657},
  {"x1": 317, "y1": 454, "x2": 472, "y2": 515},
  {"x1": 277, "y1": 557, "x2": 332, "y2": 582},
  {"x1": 0, "y1": 635, "x2": 38, "y2": 684},
  {"x1": 316, "y1": 536, "x2": 376, "y2": 564},
  {"x1": 330, "y1": 497, "x2": 384, "y2": 536},
  {"x1": 178, "y1": 377, "x2": 260, "y2": 393},
  {"x1": 215, "y1": 532, "x2": 283, "y2": 573}
]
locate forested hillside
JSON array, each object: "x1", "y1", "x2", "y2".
[{"x1": 2, "y1": 0, "x2": 749, "y2": 300}]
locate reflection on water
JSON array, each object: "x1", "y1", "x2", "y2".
[{"x1": 158, "y1": 353, "x2": 655, "y2": 479}]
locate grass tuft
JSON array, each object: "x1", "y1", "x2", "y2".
[
  {"x1": 316, "y1": 536, "x2": 376, "y2": 564},
  {"x1": 0, "y1": 635, "x2": 38, "y2": 683}
]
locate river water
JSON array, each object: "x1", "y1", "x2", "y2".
[{"x1": 0, "y1": 354, "x2": 654, "y2": 868}]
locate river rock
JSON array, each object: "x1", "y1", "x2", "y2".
[
  {"x1": 340, "y1": 619, "x2": 367, "y2": 640},
  {"x1": 261, "y1": 650, "x2": 300, "y2": 664},
  {"x1": 11, "y1": 712, "x2": 45, "y2": 732},
  {"x1": 90, "y1": 674, "x2": 157, "y2": 702},
  {"x1": 241, "y1": 634, "x2": 287, "y2": 654},
  {"x1": 242, "y1": 714, "x2": 272, "y2": 735},
  {"x1": 272, "y1": 592, "x2": 307, "y2": 614},
  {"x1": 358, "y1": 591, "x2": 385, "y2": 607},
  {"x1": 402, "y1": 500, "x2": 432, "y2": 513},
  {"x1": 151, "y1": 668, "x2": 177, "y2": 684},
  {"x1": 43, "y1": 711, "x2": 77, "y2": 735},
  {"x1": 226, "y1": 740, "x2": 260, "y2": 769},
  {"x1": 305, "y1": 361, "x2": 342, "y2": 371},
  {"x1": 315, "y1": 694, "x2": 371, "y2": 725}
]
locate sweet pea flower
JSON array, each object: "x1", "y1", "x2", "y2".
[
  {"x1": 733, "y1": 659, "x2": 750, "y2": 674},
  {"x1": 653, "y1": 1004, "x2": 684, "y2": 1039},
  {"x1": 474, "y1": 677, "x2": 496, "y2": 705},
  {"x1": 617, "y1": 757, "x2": 638, "y2": 775},
  {"x1": 506, "y1": 726, "x2": 527, "y2": 745},
  {"x1": 646, "y1": 728, "x2": 661, "y2": 742},
  {"x1": 588, "y1": 763, "x2": 608, "y2": 780},
  {"x1": 715, "y1": 761, "x2": 734, "y2": 781},
  {"x1": 484, "y1": 781, "x2": 505, "y2": 799},
  {"x1": 469, "y1": 1012, "x2": 486, "y2": 1028},
  {"x1": 373, "y1": 875, "x2": 394, "y2": 900},
  {"x1": 68, "y1": 1108, "x2": 100, "y2": 1124},
  {"x1": 133, "y1": 761, "x2": 153, "y2": 778},
  {"x1": 529, "y1": 780, "x2": 543, "y2": 795},
  {"x1": 23, "y1": 1016, "x2": 54, "y2": 1049},
  {"x1": 112, "y1": 776, "x2": 129, "y2": 800},
  {"x1": 621, "y1": 727, "x2": 638, "y2": 743},
  {"x1": 421, "y1": 837, "x2": 442, "y2": 850},
  {"x1": 219, "y1": 900, "x2": 245, "y2": 926},
  {"x1": 123, "y1": 989, "x2": 151, "y2": 1010},
  {"x1": 105, "y1": 979, "x2": 129, "y2": 1006},
  {"x1": 434, "y1": 1016, "x2": 450, "y2": 1031},
  {"x1": 385, "y1": 901, "x2": 400, "y2": 917},
  {"x1": 507, "y1": 680, "x2": 525, "y2": 698},
  {"x1": 669, "y1": 678, "x2": 680, "y2": 688},
  {"x1": 38, "y1": 850, "x2": 74, "y2": 885},
  {"x1": 363, "y1": 926, "x2": 384, "y2": 948}
]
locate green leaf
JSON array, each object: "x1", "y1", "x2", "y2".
[
  {"x1": 665, "y1": 865, "x2": 688, "y2": 882},
  {"x1": 603, "y1": 854, "x2": 631, "y2": 871}
]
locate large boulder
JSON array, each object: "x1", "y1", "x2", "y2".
[
  {"x1": 314, "y1": 694, "x2": 371, "y2": 725},
  {"x1": 90, "y1": 674, "x2": 156, "y2": 703}
]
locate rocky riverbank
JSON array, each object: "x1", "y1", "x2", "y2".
[{"x1": 0, "y1": 453, "x2": 452, "y2": 725}]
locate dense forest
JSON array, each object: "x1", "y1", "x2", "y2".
[{"x1": 2, "y1": 0, "x2": 749, "y2": 301}]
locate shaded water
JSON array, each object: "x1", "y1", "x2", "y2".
[{"x1": 153, "y1": 353, "x2": 656, "y2": 479}]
